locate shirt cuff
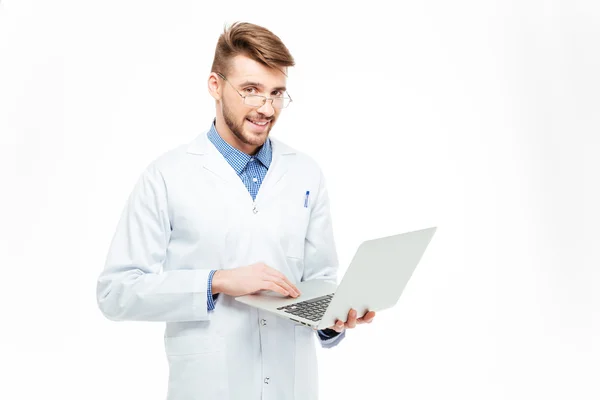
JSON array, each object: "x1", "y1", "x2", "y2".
[
  {"x1": 318, "y1": 328, "x2": 346, "y2": 348},
  {"x1": 317, "y1": 328, "x2": 340, "y2": 340},
  {"x1": 207, "y1": 270, "x2": 219, "y2": 311}
]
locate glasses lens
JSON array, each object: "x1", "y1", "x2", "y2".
[
  {"x1": 244, "y1": 95, "x2": 290, "y2": 109},
  {"x1": 245, "y1": 95, "x2": 266, "y2": 107},
  {"x1": 272, "y1": 98, "x2": 286, "y2": 109}
]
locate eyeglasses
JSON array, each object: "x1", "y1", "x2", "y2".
[{"x1": 216, "y1": 72, "x2": 293, "y2": 109}]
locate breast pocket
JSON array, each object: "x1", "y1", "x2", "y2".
[
  {"x1": 278, "y1": 202, "x2": 309, "y2": 260},
  {"x1": 164, "y1": 334, "x2": 229, "y2": 400}
]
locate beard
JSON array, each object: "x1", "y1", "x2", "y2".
[{"x1": 222, "y1": 97, "x2": 274, "y2": 148}]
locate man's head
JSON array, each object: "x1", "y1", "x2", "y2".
[{"x1": 208, "y1": 22, "x2": 295, "y2": 154}]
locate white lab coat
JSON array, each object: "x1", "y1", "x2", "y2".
[{"x1": 97, "y1": 128, "x2": 342, "y2": 400}]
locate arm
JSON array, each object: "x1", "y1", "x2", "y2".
[{"x1": 96, "y1": 163, "x2": 213, "y2": 322}]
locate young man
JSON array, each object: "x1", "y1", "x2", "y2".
[{"x1": 97, "y1": 22, "x2": 375, "y2": 400}]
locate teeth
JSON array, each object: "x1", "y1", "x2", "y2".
[{"x1": 248, "y1": 119, "x2": 268, "y2": 126}]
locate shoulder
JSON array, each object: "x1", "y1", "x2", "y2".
[
  {"x1": 152, "y1": 143, "x2": 189, "y2": 170},
  {"x1": 137, "y1": 143, "x2": 187, "y2": 177},
  {"x1": 131, "y1": 138, "x2": 197, "y2": 191},
  {"x1": 270, "y1": 136, "x2": 323, "y2": 178},
  {"x1": 148, "y1": 127, "x2": 212, "y2": 174}
]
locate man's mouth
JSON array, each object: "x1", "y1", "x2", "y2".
[{"x1": 246, "y1": 118, "x2": 270, "y2": 127}]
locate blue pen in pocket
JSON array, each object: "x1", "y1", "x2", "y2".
[{"x1": 304, "y1": 190, "x2": 310, "y2": 208}]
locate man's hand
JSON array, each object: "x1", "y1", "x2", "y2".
[
  {"x1": 329, "y1": 309, "x2": 376, "y2": 333},
  {"x1": 212, "y1": 262, "x2": 301, "y2": 298}
]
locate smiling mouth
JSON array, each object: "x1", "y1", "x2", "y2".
[{"x1": 246, "y1": 118, "x2": 270, "y2": 126}]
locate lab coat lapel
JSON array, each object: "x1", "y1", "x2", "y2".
[
  {"x1": 255, "y1": 137, "x2": 296, "y2": 202},
  {"x1": 186, "y1": 131, "x2": 297, "y2": 201},
  {"x1": 186, "y1": 130, "x2": 241, "y2": 184}
]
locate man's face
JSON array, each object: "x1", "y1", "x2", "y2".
[{"x1": 218, "y1": 55, "x2": 287, "y2": 150}]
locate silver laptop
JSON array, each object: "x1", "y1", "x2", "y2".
[{"x1": 234, "y1": 226, "x2": 437, "y2": 330}]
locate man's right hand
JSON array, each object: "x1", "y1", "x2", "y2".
[{"x1": 211, "y1": 262, "x2": 301, "y2": 298}]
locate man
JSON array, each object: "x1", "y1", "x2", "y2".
[{"x1": 97, "y1": 21, "x2": 375, "y2": 400}]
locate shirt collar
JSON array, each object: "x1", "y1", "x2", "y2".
[{"x1": 207, "y1": 119, "x2": 272, "y2": 173}]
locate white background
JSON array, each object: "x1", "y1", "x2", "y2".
[{"x1": 1, "y1": 0, "x2": 598, "y2": 398}]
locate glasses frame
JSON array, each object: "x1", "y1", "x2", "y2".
[{"x1": 216, "y1": 72, "x2": 293, "y2": 109}]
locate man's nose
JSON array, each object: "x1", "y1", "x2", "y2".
[{"x1": 257, "y1": 99, "x2": 275, "y2": 117}]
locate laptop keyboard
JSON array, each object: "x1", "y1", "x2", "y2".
[{"x1": 276, "y1": 293, "x2": 334, "y2": 321}]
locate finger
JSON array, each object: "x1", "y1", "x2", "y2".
[
  {"x1": 265, "y1": 275, "x2": 301, "y2": 298},
  {"x1": 263, "y1": 282, "x2": 290, "y2": 297},
  {"x1": 334, "y1": 319, "x2": 345, "y2": 332},
  {"x1": 264, "y1": 275, "x2": 300, "y2": 298},
  {"x1": 263, "y1": 268, "x2": 301, "y2": 296},
  {"x1": 364, "y1": 311, "x2": 376, "y2": 322},
  {"x1": 270, "y1": 271, "x2": 301, "y2": 296},
  {"x1": 358, "y1": 311, "x2": 376, "y2": 324},
  {"x1": 346, "y1": 309, "x2": 357, "y2": 329}
]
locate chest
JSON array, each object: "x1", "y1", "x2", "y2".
[{"x1": 165, "y1": 158, "x2": 315, "y2": 265}]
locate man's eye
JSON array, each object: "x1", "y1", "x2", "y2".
[
  {"x1": 244, "y1": 87, "x2": 257, "y2": 94},
  {"x1": 272, "y1": 91, "x2": 283, "y2": 97}
]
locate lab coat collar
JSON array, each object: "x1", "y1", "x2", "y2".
[{"x1": 186, "y1": 125, "x2": 296, "y2": 195}]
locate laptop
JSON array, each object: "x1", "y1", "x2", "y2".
[{"x1": 234, "y1": 226, "x2": 437, "y2": 330}]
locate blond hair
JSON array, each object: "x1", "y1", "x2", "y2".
[{"x1": 210, "y1": 22, "x2": 295, "y2": 76}]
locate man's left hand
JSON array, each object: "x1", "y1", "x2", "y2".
[{"x1": 329, "y1": 309, "x2": 376, "y2": 333}]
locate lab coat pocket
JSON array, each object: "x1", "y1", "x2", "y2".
[
  {"x1": 164, "y1": 334, "x2": 229, "y2": 400},
  {"x1": 279, "y1": 205, "x2": 309, "y2": 260},
  {"x1": 294, "y1": 326, "x2": 319, "y2": 400}
]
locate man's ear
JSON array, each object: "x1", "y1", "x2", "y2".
[{"x1": 208, "y1": 73, "x2": 221, "y2": 101}]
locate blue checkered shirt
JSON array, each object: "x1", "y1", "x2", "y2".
[{"x1": 205, "y1": 121, "x2": 340, "y2": 340}]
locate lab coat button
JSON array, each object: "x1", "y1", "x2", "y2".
[
  {"x1": 264, "y1": 377, "x2": 270, "y2": 384},
  {"x1": 253, "y1": 207, "x2": 258, "y2": 214},
  {"x1": 260, "y1": 319, "x2": 267, "y2": 326}
]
